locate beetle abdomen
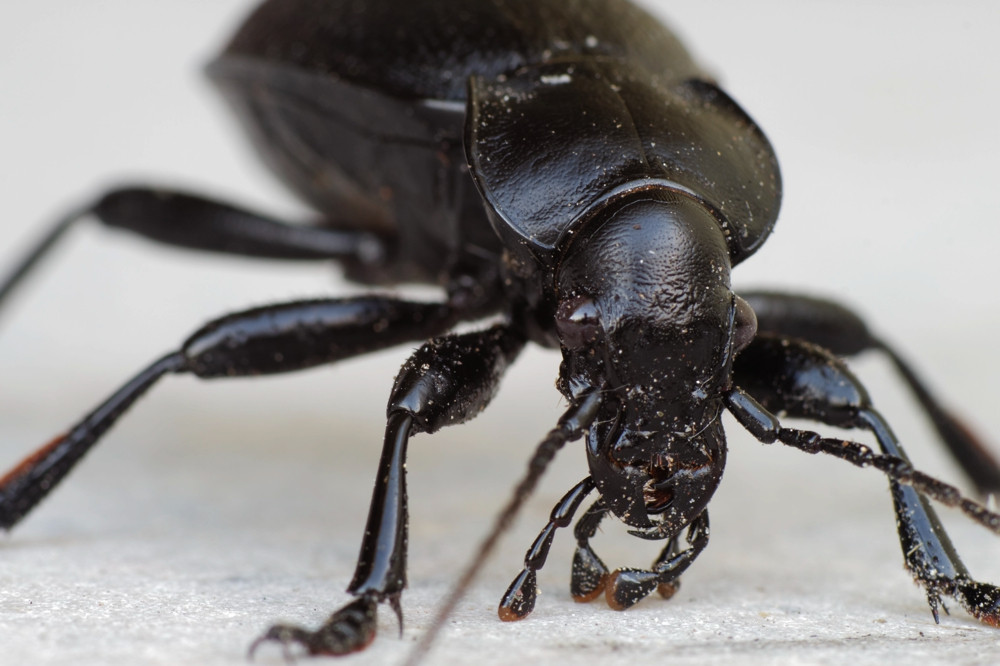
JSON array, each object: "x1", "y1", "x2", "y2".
[
  {"x1": 206, "y1": 0, "x2": 708, "y2": 286},
  {"x1": 217, "y1": 0, "x2": 701, "y2": 102}
]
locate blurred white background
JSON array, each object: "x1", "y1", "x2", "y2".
[{"x1": 1, "y1": 2, "x2": 998, "y2": 665}]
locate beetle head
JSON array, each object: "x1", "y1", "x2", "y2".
[{"x1": 554, "y1": 190, "x2": 756, "y2": 530}]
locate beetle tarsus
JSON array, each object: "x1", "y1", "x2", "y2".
[
  {"x1": 0, "y1": 352, "x2": 187, "y2": 530},
  {"x1": 250, "y1": 595, "x2": 379, "y2": 658},
  {"x1": 955, "y1": 579, "x2": 1000, "y2": 628}
]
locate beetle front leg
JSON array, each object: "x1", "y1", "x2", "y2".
[
  {"x1": 251, "y1": 324, "x2": 525, "y2": 657},
  {"x1": 250, "y1": 411, "x2": 413, "y2": 657},
  {"x1": 729, "y1": 334, "x2": 1000, "y2": 627}
]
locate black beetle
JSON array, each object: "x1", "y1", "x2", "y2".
[{"x1": 1, "y1": 0, "x2": 1000, "y2": 660}]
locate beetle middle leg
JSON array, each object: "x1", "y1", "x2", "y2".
[
  {"x1": 0, "y1": 295, "x2": 463, "y2": 530},
  {"x1": 727, "y1": 332, "x2": 1000, "y2": 626},
  {"x1": 742, "y1": 290, "x2": 1000, "y2": 495}
]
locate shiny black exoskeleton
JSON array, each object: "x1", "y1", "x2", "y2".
[{"x1": 2, "y1": 0, "x2": 1000, "y2": 660}]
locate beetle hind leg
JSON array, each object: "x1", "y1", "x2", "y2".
[{"x1": 0, "y1": 186, "x2": 389, "y2": 318}]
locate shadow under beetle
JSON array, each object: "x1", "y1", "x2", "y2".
[{"x1": 3, "y1": 0, "x2": 1000, "y2": 660}]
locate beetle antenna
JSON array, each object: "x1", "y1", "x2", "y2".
[
  {"x1": 774, "y1": 421, "x2": 1000, "y2": 536},
  {"x1": 402, "y1": 390, "x2": 603, "y2": 666},
  {"x1": 0, "y1": 205, "x2": 87, "y2": 317},
  {"x1": 875, "y1": 340, "x2": 1000, "y2": 496}
]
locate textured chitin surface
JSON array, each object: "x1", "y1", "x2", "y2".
[{"x1": 219, "y1": 0, "x2": 701, "y2": 101}]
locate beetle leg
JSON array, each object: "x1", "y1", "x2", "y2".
[
  {"x1": 728, "y1": 335, "x2": 1000, "y2": 627},
  {"x1": 251, "y1": 324, "x2": 526, "y2": 656},
  {"x1": 0, "y1": 352, "x2": 186, "y2": 529},
  {"x1": 497, "y1": 477, "x2": 596, "y2": 621},
  {"x1": 741, "y1": 290, "x2": 1000, "y2": 496},
  {"x1": 570, "y1": 498, "x2": 610, "y2": 602},
  {"x1": 249, "y1": 595, "x2": 379, "y2": 658},
  {"x1": 605, "y1": 511, "x2": 709, "y2": 611},
  {"x1": 0, "y1": 296, "x2": 458, "y2": 530},
  {"x1": 0, "y1": 187, "x2": 388, "y2": 316},
  {"x1": 409, "y1": 390, "x2": 604, "y2": 663}
]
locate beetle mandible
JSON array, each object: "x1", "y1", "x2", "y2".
[{"x1": 1, "y1": 0, "x2": 999, "y2": 661}]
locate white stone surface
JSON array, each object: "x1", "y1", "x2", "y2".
[{"x1": 2, "y1": 2, "x2": 1000, "y2": 665}]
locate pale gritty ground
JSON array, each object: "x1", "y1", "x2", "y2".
[
  {"x1": 2, "y1": 2, "x2": 1000, "y2": 665},
  {"x1": 3, "y1": 372, "x2": 1000, "y2": 666}
]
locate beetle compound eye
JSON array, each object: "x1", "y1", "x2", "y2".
[
  {"x1": 555, "y1": 296, "x2": 602, "y2": 349},
  {"x1": 732, "y1": 295, "x2": 758, "y2": 353}
]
